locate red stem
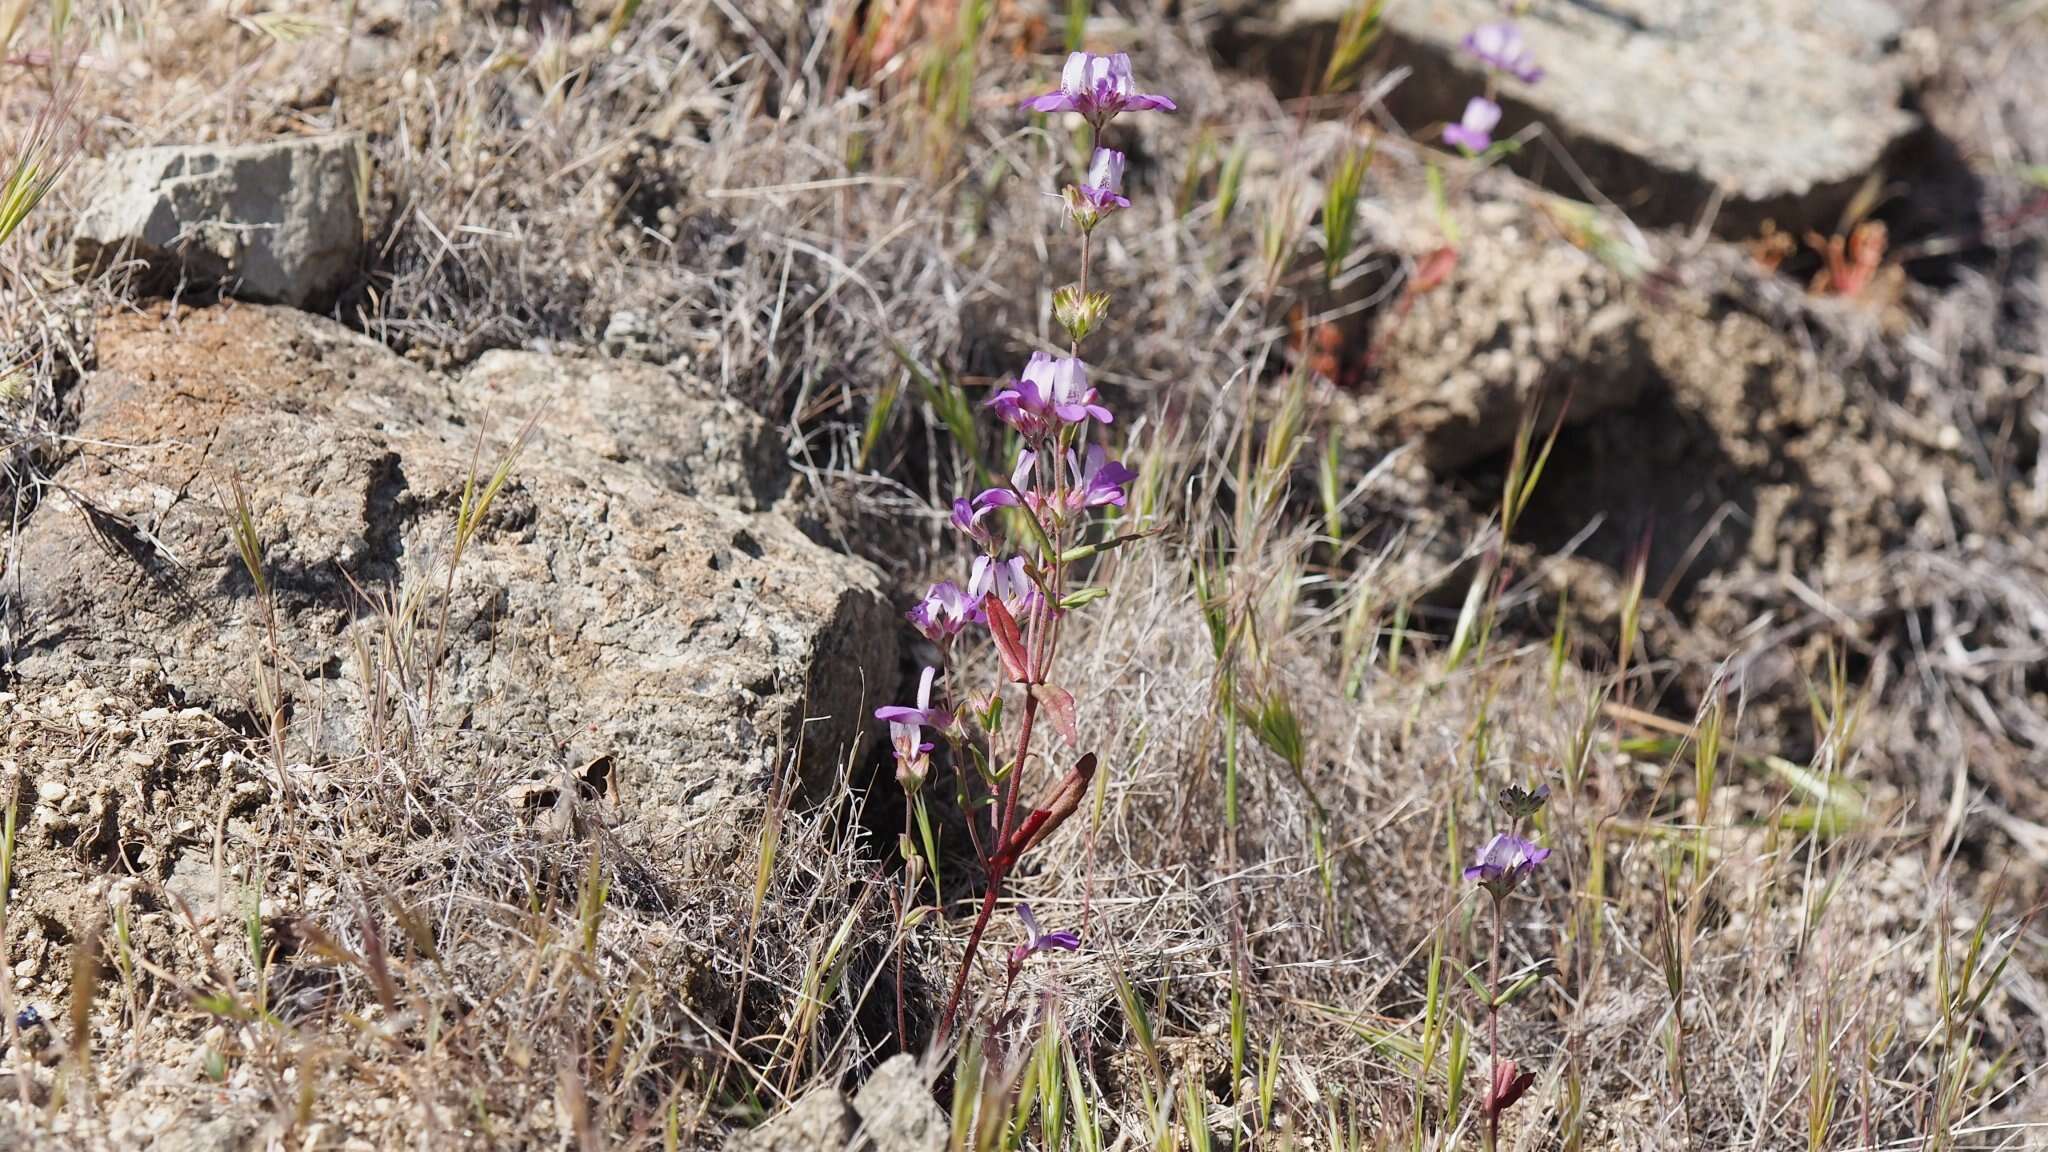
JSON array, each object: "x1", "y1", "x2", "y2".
[{"x1": 938, "y1": 689, "x2": 1039, "y2": 1041}]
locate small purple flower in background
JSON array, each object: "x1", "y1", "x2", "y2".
[
  {"x1": 1008, "y1": 902, "x2": 1081, "y2": 970},
  {"x1": 906, "y1": 581, "x2": 975, "y2": 646},
  {"x1": 1461, "y1": 22, "x2": 1543, "y2": 84},
  {"x1": 970, "y1": 554, "x2": 1040, "y2": 621},
  {"x1": 1465, "y1": 832, "x2": 1550, "y2": 897},
  {"x1": 1443, "y1": 96, "x2": 1501, "y2": 153},
  {"x1": 1022, "y1": 51, "x2": 1176, "y2": 126},
  {"x1": 986, "y1": 352, "x2": 1112, "y2": 438}
]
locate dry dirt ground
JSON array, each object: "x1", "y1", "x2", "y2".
[{"x1": 0, "y1": 1, "x2": 2045, "y2": 1150}]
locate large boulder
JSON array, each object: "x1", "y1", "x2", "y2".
[
  {"x1": 9, "y1": 304, "x2": 896, "y2": 835},
  {"x1": 72, "y1": 136, "x2": 367, "y2": 309},
  {"x1": 462, "y1": 349, "x2": 788, "y2": 510},
  {"x1": 1225, "y1": 0, "x2": 1919, "y2": 235}
]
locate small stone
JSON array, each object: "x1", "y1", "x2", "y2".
[
  {"x1": 35, "y1": 781, "x2": 66, "y2": 804},
  {"x1": 852, "y1": 1055, "x2": 946, "y2": 1152},
  {"x1": 724, "y1": 1087, "x2": 857, "y2": 1152},
  {"x1": 71, "y1": 135, "x2": 368, "y2": 310}
]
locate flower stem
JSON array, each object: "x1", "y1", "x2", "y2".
[
  {"x1": 939, "y1": 687, "x2": 1039, "y2": 1042},
  {"x1": 1486, "y1": 892, "x2": 1504, "y2": 1152}
]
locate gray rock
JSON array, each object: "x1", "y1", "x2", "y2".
[
  {"x1": 461, "y1": 350, "x2": 787, "y2": 510},
  {"x1": 725, "y1": 1087, "x2": 858, "y2": 1152},
  {"x1": 146, "y1": 1115, "x2": 256, "y2": 1152},
  {"x1": 852, "y1": 1055, "x2": 947, "y2": 1152},
  {"x1": 1228, "y1": 0, "x2": 1918, "y2": 234},
  {"x1": 10, "y1": 305, "x2": 895, "y2": 834},
  {"x1": 72, "y1": 135, "x2": 366, "y2": 309}
]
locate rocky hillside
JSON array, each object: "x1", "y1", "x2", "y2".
[{"x1": 0, "y1": 1, "x2": 2042, "y2": 1149}]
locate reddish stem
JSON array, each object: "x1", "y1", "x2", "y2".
[{"x1": 938, "y1": 688, "x2": 1039, "y2": 1041}]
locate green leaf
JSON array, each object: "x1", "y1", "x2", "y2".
[{"x1": 1460, "y1": 964, "x2": 1492, "y2": 1005}]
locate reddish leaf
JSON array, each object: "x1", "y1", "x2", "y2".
[
  {"x1": 1034, "y1": 684, "x2": 1078, "y2": 745},
  {"x1": 984, "y1": 596, "x2": 1032, "y2": 684},
  {"x1": 1412, "y1": 244, "x2": 1459, "y2": 294},
  {"x1": 998, "y1": 753, "x2": 1097, "y2": 864},
  {"x1": 1482, "y1": 1059, "x2": 1537, "y2": 1119}
]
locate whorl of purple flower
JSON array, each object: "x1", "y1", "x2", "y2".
[
  {"x1": 970, "y1": 553, "x2": 1040, "y2": 621},
  {"x1": 1464, "y1": 832, "x2": 1550, "y2": 897},
  {"x1": 1022, "y1": 51, "x2": 1176, "y2": 126},
  {"x1": 986, "y1": 352, "x2": 1112, "y2": 439},
  {"x1": 906, "y1": 580, "x2": 976, "y2": 646},
  {"x1": 1461, "y1": 22, "x2": 1543, "y2": 84},
  {"x1": 1443, "y1": 96, "x2": 1501, "y2": 154},
  {"x1": 1075, "y1": 147, "x2": 1130, "y2": 215},
  {"x1": 1008, "y1": 903, "x2": 1081, "y2": 969}
]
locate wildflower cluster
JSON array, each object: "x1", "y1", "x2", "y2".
[
  {"x1": 878, "y1": 49, "x2": 1173, "y2": 1039},
  {"x1": 1444, "y1": 21, "x2": 1542, "y2": 156}
]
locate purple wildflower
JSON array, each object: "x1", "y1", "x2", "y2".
[
  {"x1": 1443, "y1": 96, "x2": 1501, "y2": 154},
  {"x1": 970, "y1": 553, "x2": 1040, "y2": 621},
  {"x1": 906, "y1": 581, "x2": 976, "y2": 646},
  {"x1": 952, "y1": 496, "x2": 999, "y2": 548},
  {"x1": 1461, "y1": 22, "x2": 1543, "y2": 84},
  {"x1": 971, "y1": 451, "x2": 1036, "y2": 515},
  {"x1": 986, "y1": 352, "x2": 1112, "y2": 439},
  {"x1": 1008, "y1": 903, "x2": 1081, "y2": 969},
  {"x1": 876, "y1": 666, "x2": 950, "y2": 792},
  {"x1": 1062, "y1": 444, "x2": 1138, "y2": 514},
  {"x1": 956, "y1": 454, "x2": 1031, "y2": 547},
  {"x1": 1464, "y1": 832, "x2": 1550, "y2": 897},
  {"x1": 876, "y1": 664, "x2": 954, "y2": 736},
  {"x1": 1022, "y1": 51, "x2": 1175, "y2": 126},
  {"x1": 1066, "y1": 147, "x2": 1130, "y2": 229}
]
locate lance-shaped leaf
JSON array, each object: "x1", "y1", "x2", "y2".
[
  {"x1": 1033, "y1": 684, "x2": 1079, "y2": 745},
  {"x1": 984, "y1": 595, "x2": 1033, "y2": 683},
  {"x1": 994, "y1": 753, "x2": 1097, "y2": 868}
]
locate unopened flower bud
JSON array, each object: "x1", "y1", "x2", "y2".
[
  {"x1": 1497, "y1": 783, "x2": 1550, "y2": 821},
  {"x1": 1053, "y1": 284, "x2": 1112, "y2": 344}
]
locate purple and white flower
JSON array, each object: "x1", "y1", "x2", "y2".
[
  {"x1": 876, "y1": 666, "x2": 951, "y2": 792},
  {"x1": 876, "y1": 665, "x2": 953, "y2": 754},
  {"x1": 952, "y1": 495, "x2": 1000, "y2": 548},
  {"x1": 1066, "y1": 147, "x2": 1130, "y2": 228},
  {"x1": 970, "y1": 553, "x2": 1040, "y2": 621},
  {"x1": 1464, "y1": 832, "x2": 1550, "y2": 896},
  {"x1": 1461, "y1": 22, "x2": 1543, "y2": 84},
  {"x1": 1063, "y1": 444, "x2": 1138, "y2": 514},
  {"x1": 906, "y1": 580, "x2": 976, "y2": 646},
  {"x1": 1008, "y1": 902, "x2": 1081, "y2": 969},
  {"x1": 986, "y1": 352, "x2": 1112, "y2": 439},
  {"x1": 1443, "y1": 96, "x2": 1502, "y2": 154},
  {"x1": 1022, "y1": 51, "x2": 1175, "y2": 126}
]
